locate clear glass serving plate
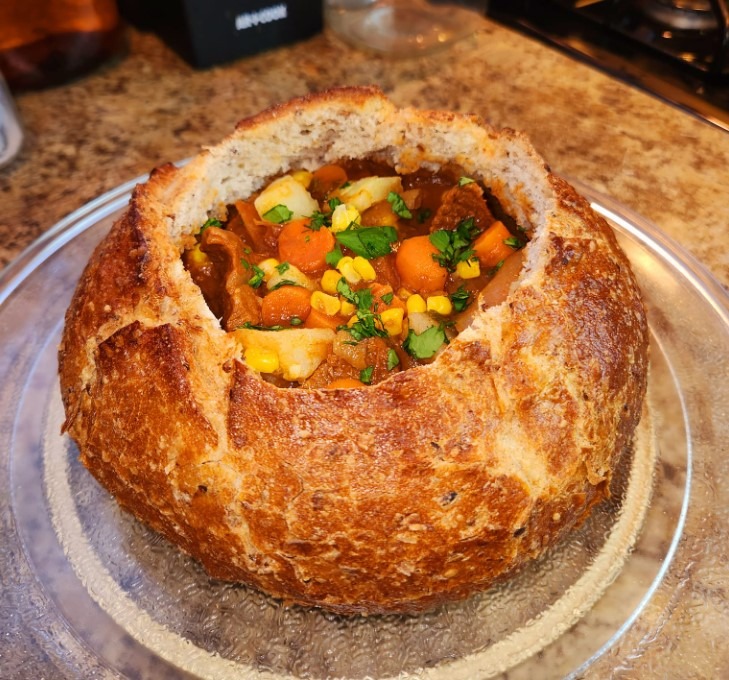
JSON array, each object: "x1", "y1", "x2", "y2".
[{"x1": 1, "y1": 174, "x2": 727, "y2": 679}]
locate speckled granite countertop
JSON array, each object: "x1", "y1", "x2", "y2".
[{"x1": 1, "y1": 15, "x2": 729, "y2": 679}]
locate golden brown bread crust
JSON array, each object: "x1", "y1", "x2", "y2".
[{"x1": 58, "y1": 87, "x2": 649, "y2": 615}]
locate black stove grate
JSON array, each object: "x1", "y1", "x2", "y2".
[{"x1": 487, "y1": 0, "x2": 729, "y2": 131}]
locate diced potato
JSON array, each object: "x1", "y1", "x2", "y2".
[
  {"x1": 266, "y1": 262, "x2": 317, "y2": 291},
  {"x1": 407, "y1": 311, "x2": 437, "y2": 335},
  {"x1": 332, "y1": 330, "x2": 368, "y2": 370},
  {"x1": 254, "y1": 175, "x2": 319, "y2": 220},
  {"x1": 334, "y1": 176, "x2": 403, "y2": 214},
  {"x1": 235, "y1": 327, "x2": 335, "y2": 381}
]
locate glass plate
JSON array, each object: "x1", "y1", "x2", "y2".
[{"x1": 1, "y1": 175, "x2": 727, "y2": 679}]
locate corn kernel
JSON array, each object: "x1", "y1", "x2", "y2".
[
  {"x1": 380, "y1": 308, "x2": 404, "y2": 336},
  {"x1": 311, "y1": 291, "x2": 341, "y2": 316},
  {"x1": 337, "y1": 256, "x2": 362, "y2": 284},
  {"x1": 427, "y1": 295, "x2": 453, "y2": 316},
  {"x1": 187, "y1": 244, "x2": 210, "y2": 267},
  {"x1": 340, "y1": 299, "x2": 356, "y2": 316},
  {"x1": 291, "y1": 169, "x2": 313, "y2": 188},
  {"x1": 257, "y1": 258, "x2": 280, "y2": 280},
  {"x1": 336, "y1": 256, "x2": 353, "y2": 271},
  {"x1": 406, "y1": 294, "x2": 427, "y2": 314},
  {"x1": 456, "y1": 258, "x2": 481, "y2": 279},
  {"x1": 245, "y1": 346, "x2": 279, "y2": 373},
  {"x1": 352, "y1": 256, "x2": 376, "y2": 282},
  {"x1": 320, "y1": 269, "x2": 342, "y2": 294},
  {"x1": 331, "y1": 203, "x2": 361, "y2": 233}
]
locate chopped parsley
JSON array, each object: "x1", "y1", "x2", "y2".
[
  {"x1": 381, "y1": 292, "x2": 394, "y2": 305},
  {"x1": 262, "y1": 204, "x2": 293, "y2": 224},
  {"x1": 348, "y1": 314, "x2": 388, "y2": 341},
  {"x1": 403, "y1": 325, "x2": 448, "y2": 360},
  {"x1": 387, "y1": 191, "x2": 412, "y2": 219},
  {"x1": 200, "y1": 217, "x2": 222, "y2": 233},
  {"x1": 328, "y1": 197, "x2": 343, "y2": 212},
  {"x1": 450, "y1": 286, "x2": 472, "y2": 313},
  {"x1": 309, "y1": 211, "x2": 330, "y2": 230},
  {"x1": 359, "y1": 366, "x2": 374, "y2": 384},
  {"x1": 337, "y1": 279, "x2": 387, "y2": 341},
  {"x1": 458, "y1": 176, "x2": 475, "y2": 187},
  {"x1": 417, "y1": 208, "x2": 432, "y2": 224},
  {"x1": 429, "y1": 217, "x2": 480, "y2": 271},
  {"x1": 238, "y1": 322, "x2": 285, "y2": 331},
  {"x1": 275, "y1": 261, "x2": 290, "y2": 274},
  {"x1": 269, "y1": 279, "x2": 299, "y2": 291},
  {"x1": 387, "y1": 349, "x2": 400, "y2": 371},
  {"x1": 325, "y1": 244, "x2": 344, "y2": 267},
  {"x1": 335, "y1": 225, "x2": 398, "y2": 259},
  {"x1": 241, "y1": 259, "x2": 265, "y2": 288},
  {"x1": 504, "y1": 236, "x2": 524, "y2": 249},
  {"x1": 337, "y1": 279, "x2": 373, "y2": 312}
]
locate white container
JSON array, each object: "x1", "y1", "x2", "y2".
[{"x1": 0, "y1": 72, "x2": 22, "y2": 168}]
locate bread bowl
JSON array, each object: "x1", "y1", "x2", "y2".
[{"x1": 58, "y1": 86, "x2": 649, "y2": 615}]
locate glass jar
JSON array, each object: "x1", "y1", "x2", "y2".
[
  {"x1": 0, "y1": 0, "x2": 124, "y2": 90},
  {"x1": 324, "y1": 0, "x2": 489, "y2": 57}
]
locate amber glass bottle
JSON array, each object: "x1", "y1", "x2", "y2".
[{"x1": 0, "y1": 0, "x2": 124, "y2": 90}]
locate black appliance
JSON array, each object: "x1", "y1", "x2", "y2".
[{"x1": 486, "y1": 1, "x2": 729, "y2": 132}]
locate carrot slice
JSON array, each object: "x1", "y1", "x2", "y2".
[
  {"x1": 304, "y1": 308, "x2": 345, "y2": 331},
  {"x1": 261, "y1": 286, "x2": 312, "y2": 327},
  {"x1": 324, "y1": 377, "x2": 365, "y2": 389},
  {"x1": 278, "y1": 218, "x2": 336, "y2": 274},
  {"x1": 309, "y1": 164, "x2": 348, "y2": 200},
  {"x1": 472, "y1": 220, "x2": 518, "y2": 268},
  {"x1": 369, "y1": 282, "x2": 406, "y2": 313},
  {"x1": 395, "y1": 235, "x2": 447, "y2": 294}
]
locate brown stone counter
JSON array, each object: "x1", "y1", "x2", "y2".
[
  {"x1": 1, "y1": 16, "x2": 728, "y2": 679},
  {"x1": 2, "y1": 23, "x2": 728, "y2": 287}
]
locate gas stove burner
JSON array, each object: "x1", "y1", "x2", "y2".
[
  {"x1": 486, "y1": 0, "x2": 729, "y2": 132},
  {"x1": 640, "y1": 0, "x2": 719, "y2": 31}
]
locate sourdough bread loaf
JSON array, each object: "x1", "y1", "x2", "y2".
[{"x1": 58, "y1": 86, "x2": 649, "y2": 614}]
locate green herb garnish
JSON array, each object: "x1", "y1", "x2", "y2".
[
  {"x1": 335, "y1": 225, "x2": 398, "y2": 260},
  {"x1": 429, "y1": 217, "x2": 480, "y2": 272},
  {"x1": 387, "y1": 349, "x2": 400, "y2": 371},
  {"x1": 387, "y1": 191, "x2": 412, "y2": 219},
  {"x1": 262, "y1": 204, "x2": 293, "y2": 224},
  {"x1": 309, "y1": 210, "x2": 330, "y2": 230},
  {"x1": 403, "y1": 325, "x2": 448, "y2": 360},
  {"x1": 381, "y1": 292, "x2": 394, "y2": 305},
  {"x1": 359, "y1": 366, "x2": 375, "y2": 384},
  {"x1": 328, "y1": 197, "x2": 343, "y2": 212},
  {"x1": 247, "y1": 264, "x2": 265, "y2": 288},
  {"x1": 325, "y1": 244, "x2": 344, "y2": 267},
  {"x1": 337, "y1": 279, "x2": 373, "y2": 312},
  {"x1": 240, "y1": 259, "x2": 265, "y2": 288},
  {"x1": 503, "y1": 236, "x2": 524, "y2": 249},
  {"x1": 268, "y1": 279, "x2": 299, "y2": 291},
  {"x1": 275, "y1": 261, "x2": 290, "y2": 274},
  {"x1": 238, "y1": 322, "x2": 285, "y2": 331},
  {"x1": 347, "y1": 314, "x2": 388, "y2": 341},
  {"x1": 337, "y1": 279, "x2": 387, "y2": 341},
  {"x1": 417, "y1": 208, "x2": 432, "y2": 224},
  {"x1": 458, "y1": 177, "x2": 475, "y2": 187},
  {"x1": 200, "y1": 217, "x2": 222, "y2": 233},
  {"x1": 450, "y1": 286, "x2": 472, "y2": 313}
]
